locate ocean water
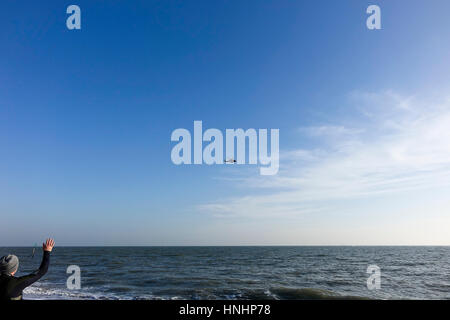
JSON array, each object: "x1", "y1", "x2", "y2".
[{"x1": 1, "y1": 246, "x2": 449, "y2": 300}]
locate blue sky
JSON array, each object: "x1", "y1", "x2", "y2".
[{"x1": 1, "y1": 1, "x2": 450, "y2": 245}]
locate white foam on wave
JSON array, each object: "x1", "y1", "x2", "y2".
[
  {"x1": 24, "y1": 285, "x2": 114, "y2": 300},
  {"x1": 23, "y1": 282, "x2": 183, "y2": 300}
]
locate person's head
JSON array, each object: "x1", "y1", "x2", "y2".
[{"x1": 0, "y1": 254, "x2": 19, "y2": 276}]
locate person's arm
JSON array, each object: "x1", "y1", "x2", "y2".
[{"x1": 14, "y1": 239, "x2": 55, "y2": 292}]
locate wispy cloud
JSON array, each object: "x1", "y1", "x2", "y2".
[
  {"x1": 199, "y1": 91, "x2": 450, "y2": 218},
  {"x1": 298, "y1": 125, "x2": 364, "y2": 138}
]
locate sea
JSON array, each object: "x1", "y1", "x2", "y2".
[{"x1": 1, "y1": 246, "x2": 449, "y2": 300}]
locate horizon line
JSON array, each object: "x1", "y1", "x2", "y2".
[{"x1": 2, "y1": 244, "x2": 450, "y2": 247}]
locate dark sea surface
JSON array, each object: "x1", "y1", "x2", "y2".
[{"x1": 1, "y1": 246, "x2": 449, "y2": 300}]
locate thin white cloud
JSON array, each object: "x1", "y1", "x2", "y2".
[
  {"x1": 199, "y1": 91, "x2": 450, "y2": 218},
  {"x1": 299, "y1": 125, "x2": 364, "y2": 138}
]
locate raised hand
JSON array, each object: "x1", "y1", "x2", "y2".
[{"x1": 43, "y1": 238, "x2": 55, "y2": 252}]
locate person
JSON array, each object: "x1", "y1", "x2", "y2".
[{"x1": 0, "y1": 238, "x2": 55, "y2": 300}]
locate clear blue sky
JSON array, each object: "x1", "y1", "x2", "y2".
[{"x1": 1, "y1": 1, "x2": 450, "y2": 245}]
